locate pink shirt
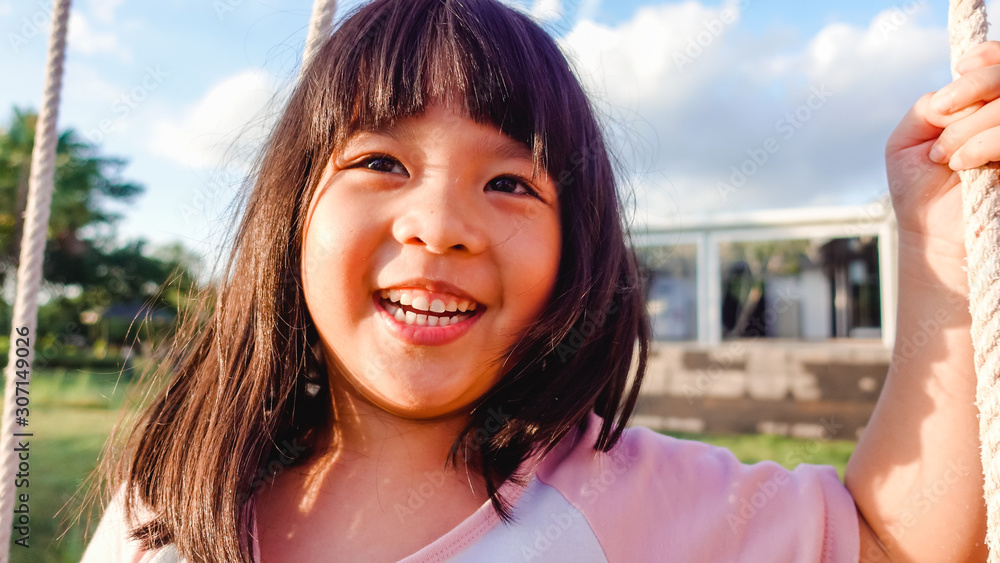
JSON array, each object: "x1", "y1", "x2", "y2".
[{"x1": 82, "y1": 413, "x2": 859, "y2": 562}]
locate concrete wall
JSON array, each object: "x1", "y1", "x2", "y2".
[{"x1": 633, "y1": 340, "x2": 890, "y2": 440}]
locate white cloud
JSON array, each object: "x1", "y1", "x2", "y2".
[
  {"x1": 531, "y1": 0, "x2": 561, "y2": 22},
  {"x1": 64, "y1": 62, "x2": 121, "y2": 105},
  {"x1": 68, "y1": 10, "x2": 129, "y2": 60},
  {"x1": 576, "y1": 0, "x2": 601, "y2": 23},
  {"x1": 149, "y1": 70, "x2": 282, "y2": 170},
  {"x1": 558, "y1": 2, "x2": 949, "y2": 224},
  {"x1": 88, "y1": 0, "x2": 123, "y2": 25}
]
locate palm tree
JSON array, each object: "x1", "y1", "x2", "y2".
[{"x1": 0, "y1": 108, "x2": 143, "y2": 279}]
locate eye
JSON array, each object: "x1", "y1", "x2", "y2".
[
  {"x1": 359, "y1": 155, "x2": 407, "y2": 176},
  {"x1": 486, "y1": 175, "x2": 540, "y2": 199}
]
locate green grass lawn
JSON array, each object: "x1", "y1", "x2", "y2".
[
  {"x1": 15, "y1": 406, "x2": 122, "y2": 563},
  {"x1": 11, "y1": 366, "x2": 857, "y2": 561},
  {"x1": 661, "y1": 430, "x2": 856, "y2": 479},
  {"x1": 8, "y1": 367, "x2": 135, "y2": 563}
]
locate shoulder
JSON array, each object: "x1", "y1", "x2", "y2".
[
  {"x1": 81, "y1": 489, "x2": 178, "y2": 563},
  {"x1": 533, "y1": 413, "x2": 859, "y2": 562}
]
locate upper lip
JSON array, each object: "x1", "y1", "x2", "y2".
[{"x1": 378, "y1": 278, "x2": 483, "y2": 306}]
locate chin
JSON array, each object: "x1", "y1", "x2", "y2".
[{"x1": 362, "y1": 386, "x2": 483, "y2": 420}]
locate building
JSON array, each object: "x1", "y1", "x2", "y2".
[{"x1": 630, "y1": 198, "x2": 896, "y2": 440}]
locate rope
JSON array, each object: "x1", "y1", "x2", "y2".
[
  {"x1": 0, "y1": 0, "x2": 332, "y2": 560},
  {"x1": 0, "y1": 0, "x2": 71, "y2": 560},
  {"x1": 949, "y1": 0, "x2": 1000, "y2": 560},
  {"x1": 301, "y1": 0, "x2": 338, "y2": 75}
]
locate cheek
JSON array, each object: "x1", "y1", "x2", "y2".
[
  {"x1": 503, "y1": 215, "x2": 561, "y2": 321},
  {"x1": 301, "y1": 201, "x2": 380, "y2": 321}
]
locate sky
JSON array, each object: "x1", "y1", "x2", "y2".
[{"x1": 1, "y1": 0, "x2": 996, "y2": 263}]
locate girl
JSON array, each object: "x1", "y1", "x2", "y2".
[{"x1": 83, "y1": 0, "x2": 993, "y2": 560}]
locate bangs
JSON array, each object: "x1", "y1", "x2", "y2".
[{"x1": 314, "y1": 0, "x2": 581, "y2": 171}]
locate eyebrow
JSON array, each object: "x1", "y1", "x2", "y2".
[
  {"x1": 474, "y1": 135, "x2": 534, "y2": 162},
  {"x1": 361, "y1": 119, "x2": 552, "y2": 199},
  {"x1": 373, "y1": 120, "x2": 535, "y2": 163}
]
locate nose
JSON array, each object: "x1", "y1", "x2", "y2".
[{"x1": 391, "y1": 174, "x2": 490, "y2": 255}]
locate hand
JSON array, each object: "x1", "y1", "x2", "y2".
[{"x1": 886, "y1": 40, "x2": 1000, "y2": 260}]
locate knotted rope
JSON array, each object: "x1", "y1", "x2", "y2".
[
  {"x1": 0, "y1": 0, "x2": 335, "y2": 560},
  {"x1": 0, "y1": 0, "x2": 71, "y2": 561},
  {"x1": 949, "y1": 0, "x2": 1000, "y2": 559},
  {"x1": 301, "y1": 0, "x2": 338, "y2": 74}
]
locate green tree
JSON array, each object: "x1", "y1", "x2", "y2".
[
  {"x1": 0, "y1": 108, "x2": 200, "y2": 361},
  {"x1": 0, "y1": 107, "x2": 142, "y2": 280},
  {"x1": 721, "y1": 239, "x2": 812, "y2": 338}
]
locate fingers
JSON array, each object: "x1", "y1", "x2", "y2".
[
  {"x1": 945, "y1": 127, "x2": 1000, "y2": 170},
  {"x1": 930, "y1": 42, "x2": 1000, "y2": 115},
  {"x1": 955, "y1": 41, "x2": 1000, "y2": 74},
  {"x1": 928, "y1": 97, "x2": 1000, "y2": 169},
  {"x1": 890, "y1": 41, "x2": 1000, "y2": 169},
  {"x1": 924, "y1": 96, "x2": 982, "y2": 129},
  {"x1": 888, "y1": 93, "x2": 944, "y2": 157},
  {"x1": 915, "y1": 41, "x2": 1000, "y2": 170},
  {"x1": 930, "y1": 65, "x2": 1000, "y2": 115}
]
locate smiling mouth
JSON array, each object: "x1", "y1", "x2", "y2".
[{"x1": 377, "y1": 289, "x2": 481, "y2": 327}]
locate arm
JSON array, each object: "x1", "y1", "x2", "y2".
[{"x1": 845, "y1": 42, "x2": 1000, "y2": 562}]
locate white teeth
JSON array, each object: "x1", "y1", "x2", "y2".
[
  {"x1": 387, "y1": 308, "x2": 467, "y2": 327},
  {"x1": 411, "y1": 295, "x2": 430, "y2": 312},
  {"x1": 382, "y1": 289, "x2": 479, "y2": 325}
]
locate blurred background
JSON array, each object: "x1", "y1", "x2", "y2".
[{"x1": 0, "y1": 0, "x2": 989, "y2": 560}]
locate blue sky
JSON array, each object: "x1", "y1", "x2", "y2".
[{"x1": 0, "y1": 0, "x2": 988, "y2": 262}]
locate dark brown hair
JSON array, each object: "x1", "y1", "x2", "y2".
[{"x1": 105, "y1": 0, "x2": 649, "y2": 560}]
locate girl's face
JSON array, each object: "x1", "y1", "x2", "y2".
[{"x1": 302, "y1": 104, "x2": 561, "y2": 419}]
